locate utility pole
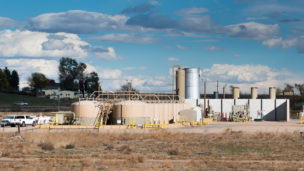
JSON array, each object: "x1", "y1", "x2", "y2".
[
  {"x1": 204, "y1": 81, "x2": 207, "y2": 117},
  {"x1": 217, "y1": 80, "x2": 219, "y2": 94},
  {"x1": 223, "y1": 84, "x2": 227, "y2": 99}
]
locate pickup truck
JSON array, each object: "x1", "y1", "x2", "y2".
[
  {"x1": 10, "y1": 115, "x2": 35, "y2": 127},
  {"x1": 1, "y1": 115, "x2": 16, "y2": 127}
]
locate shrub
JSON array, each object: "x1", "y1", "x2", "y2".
[
  {"x1": 65, "y1": 144, "x2": 75, "y2": 149},
  {"x1": 38, "y1": 142, "x2": 54, "y2": 151}
]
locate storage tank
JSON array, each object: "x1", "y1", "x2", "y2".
[
  {"x1": 233, "y1": 87, "x2": 240, "y2": 99},
  {"x1": 251, "y1": 87, "x2": 258, "y2": 99},
  {"x1": 71, "y1": 100, "x2": 100, "y2": 125},
  {"x1": 213, "y1": 91, "x2": 219, "y2": 99},
  {"x1": 112, "y1": 101, "x2": 149, "y2": 125},
  {"x1": 176, "y1": 67, "x2": 185, "y2": 100},
  {"x1": 269, "y1": 87, "x2": 276, "y2": 99},
  {"x1": 185, "y1": 68, "x2": 200, "y2": 99}
]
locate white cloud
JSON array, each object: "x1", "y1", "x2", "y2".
[
  {"x1": 202, "y1": 64, "x2": 303, "y2": 93},
  {"x1": 3, "y1": 59, "x2": 59, "y2": 88},
  {"x1": 176, "y1": 44, "x2": 186, "y2": 50},
  {"x1": 168, "y1": 57, "x2": 179, "y2": 61},
  {"x1": 0, "y1": 29, "x2": 121, "y2": 59},
  {"x1": 0, "y1": 17, "x2": 19, "y2": 28},
  {"x1": 262, "y1": 37, "x2": 282, "y2": 48},
  {"x1": 0, "y1": 29, "x2": 88, "y2": 58},
  {"x1": 94, "y1": 47, "x2": 122, "y2": 61},
  {"x1": 98, "y1": 68, "x2": 122, "y2": 79},
  {"x1": 26, "y1": 10, "x2": 129, "y2": 34},
  {"x1": 204, "y1": 45, "x2": 224, "y2": 51},
  {"x1": 226, "y1": 22, "x2": 279, "y2": 40},
  {"x1": 87, "y1": 33, "x2": 158, "y2": 44},
  {"x1": 262, "y1": 36, "x2": 304, "y2": 53}
]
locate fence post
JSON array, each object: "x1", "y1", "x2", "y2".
[{"x1": 17, "y1": 125, "x2": 20, "y2": 134}]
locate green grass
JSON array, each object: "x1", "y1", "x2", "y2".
[{"x1": 0, "y1": 92, "x2": 75, "y2": 106}]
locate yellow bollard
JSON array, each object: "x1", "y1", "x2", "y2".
[{"x1": 297, "y1": 112, "x2": 298, "y2": 119}]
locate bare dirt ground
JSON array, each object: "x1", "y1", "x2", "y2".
[{"x1": 0, "y1": 121, "x2": 303, "y2": 170}]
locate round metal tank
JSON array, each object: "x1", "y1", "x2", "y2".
[
  {"x1": 251, "y1": 87, "x2": 258, "y2": 99},
  {"x1": 269, "y1": 87, "x2": 276, "y2": 99},
  {"x1": 185, "y1": 68, "x2": 200, "y2": 99},
  {"x1": 71, "y1": 100, "x2": 100, "y2": 125},
  {"x1": 112, "y1": 101, "x2": 149, "y2": 125},
  {"x1": 233, "y1": 87, "x2": 240, "y2": 99},
  {"x1": 176, "y1": 67, "x2": 185, "y2": 100}
]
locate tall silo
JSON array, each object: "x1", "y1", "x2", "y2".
[
  {"x1": 269, "y1": 87, "x2": 276, "y2": 99},
  {"x1": 185, "y1": 68, "x2": 200, "y2": 99},
  {"x1": 176, "y1": 67, "x2": 185, "y2": 100},
  {"x1": 233, "y1": 87, "x2": 240, "y2": 99},
  {"x1": 251, "y1": 87, "x2": 258, "y2": 99}
]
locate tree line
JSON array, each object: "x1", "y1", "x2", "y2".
[{"x1": 0, "y1": 67, "x2": 19, "y2": 92}]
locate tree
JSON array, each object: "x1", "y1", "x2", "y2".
[
  {"x1": 10, "y1": 70, "x2": 19, "y2": 91},
  {"x1": 276, "y1": 88, "x2": 282, "y2": 95},
  {"x1": 28, "y1": 73, "x2": 49, "y2": 95},
  {"x1": 0, "y1": 69, "x2": 9, "y2": 89},
  {"x1": 59, "y1": 57, "x2": 87, "y2": 91},
  {"x1": 283, "y1": 84, "x2": 294, "y2": 93},
  {"x1": 85, "y1": 72, "x2": 100, "y2": 94},
  {"x1": 295, "y1": 83, "x2": 304, "y2": 96}
]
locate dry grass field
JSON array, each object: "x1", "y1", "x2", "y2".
[{"x1": 0, "y1": 129, "x2": 303, "y2": 170}]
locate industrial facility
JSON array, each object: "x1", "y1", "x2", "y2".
[{"x1": 70, "y1": 66, "x2": 290, "y2": 126}]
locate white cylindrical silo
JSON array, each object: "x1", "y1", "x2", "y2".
[
  {"x1": 233, "y1": 87, "x2": 240, "y2": 99},
  {"x1": 269, "y1": 87, "x2": 276, "y2": 99},
  {"x1": 185, "y1": 68, "x2": 200, "y2": 99},
  {"x1": 251, "y1": 87, "x2": 258, "y2": 99}
]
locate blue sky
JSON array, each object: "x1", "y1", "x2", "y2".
[{"x1": 0, "y1": 0, "x2": 303, "y2": 93}]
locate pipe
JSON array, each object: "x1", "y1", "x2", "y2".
[{"x1": 172, "y1": 65, "x2": 181, "y2": 95}]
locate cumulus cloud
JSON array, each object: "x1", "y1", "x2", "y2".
[
  {"x1": 202, "y1": 64, "x2": 302, "y2": 92},
  {"x1": 87, "y1": 33, "x2": 158, "y2": 44},
  {"x1": 167, "y1": 57, "x2": 179, "y2": 61},
  {"x1": 0, "y1": 29, "x2": 121, "y2": 59},
  {"x1": 226, "y1": 22, "x2": 279, "y2": 40},
  {"x1": 0, "y1": 17, "x2": 19, "y2": 28},
  {"x1": 0, "y1": 29, "x2": 88, "y2": 58},
  {"x1": 98, "y1": 68, "x2": 122, "y2": 79},
  {"x1": 262, "y1": 36, "x2": 304, "y2": 53},
  {"x1": 26, "y1": 10, "x2": 128, "y2": 34},
  {"x1": 1, "y1": 59, "x2": 59, "y2": 88}
]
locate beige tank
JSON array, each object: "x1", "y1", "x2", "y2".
[
  {"x1": 71, "y1": 100, "x2": 101, "y2": 125},
  {"x1": 269, "y1": 87, "x2": 276, "y2": 99},
  {"x1": 112, "y1": 101, "x2": 149, "y2": 125},
  {"x1": 251, "y1": 87, "x2": 258, "y2": 99},
  {"x1": 233, "y1": 87, "x2": 240, "y2": 99},
  {"x1": 112, "y1": 101, "x2": 192, "y2": 125},
  {"x1": 176, "y1": 67, "x2": 185, "y2": 100}
]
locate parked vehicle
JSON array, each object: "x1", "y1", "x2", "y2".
[
  {"x1": 1, "y1": 115, "x2": 16, "y2": 127},
  {"x1": 11, "y1": 115, "x2": 35, "y2": 127},
  {"x1": 1, "y1": 120, "x2": 10, "y2": 127},
  {"x1": 15, "y1": 101, "x2": 29, "y2": 106}
]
